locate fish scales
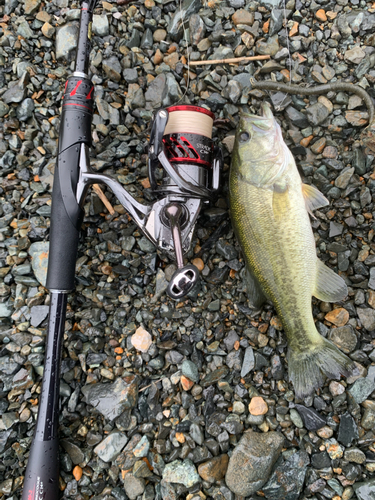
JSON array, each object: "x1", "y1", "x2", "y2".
[
  {"x1": 229, "y1": 102, "x2": 358, "y2": 398},
  {"x1": 231, "y1": 174, "x2": 318, "y2": 352}
]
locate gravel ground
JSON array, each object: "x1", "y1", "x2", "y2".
[{"x1": 1, "y1": 0, "x2": 375, "y2": 499}]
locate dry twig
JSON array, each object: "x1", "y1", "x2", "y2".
[
  {"x1": 189, "y1": 55, "x2": 271, "y2": 66},
  {"x1": 92, "y1": 184, "x2": 115, "y2": 215}
]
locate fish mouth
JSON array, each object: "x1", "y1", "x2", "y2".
[
  {"x1": 240, "y1": 102, "x2": 274, "y2": 120},
  {"x1": 239, "y1": 102, "x2": 275, "y2": 130}
]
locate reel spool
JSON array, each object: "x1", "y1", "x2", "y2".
[{"x1": 147, "y1": 105, "x2": 222, "y2": 300}]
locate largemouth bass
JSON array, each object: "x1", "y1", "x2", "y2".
[{"x1": 229, "y1": 102, "x2": 357, "y2": 398}]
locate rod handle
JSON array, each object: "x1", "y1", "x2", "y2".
[
  {"x1": 46, "y1": 148, "x2": 83, "y2": 291},
  {"x1": 46, "y1": 75, "x2": 94, "y2": 291},
  {"x1": 21, "y1": 438, "x2": 59, "y2": 500}
]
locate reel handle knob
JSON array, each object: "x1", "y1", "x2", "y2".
[
  {"x1": 167, "y1": 264, "x2": 199, "y2": 300},
  {"x1": 164, "y1": 203, "x2": 199, "y2": 300}
]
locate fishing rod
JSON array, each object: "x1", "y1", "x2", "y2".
[
  {"x1": 22, "y1": 1, "x2": 222, "y2": 498},
  {"x1": 22, "y1": 2, "x2": 98, "y2": 499}
]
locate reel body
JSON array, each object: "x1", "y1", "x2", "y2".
[
  {"x1": 77, "y1": 105, "x2": 222, "y2": 299},
  {"x1": 146, "y1": 105, "x2": 222, "y2": 299}
]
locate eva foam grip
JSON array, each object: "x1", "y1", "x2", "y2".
[
  {"x1": 45, "y1": 75, "x2": 94, "y2": 291},
  {"x1": 45, "y1": 146, "x2": 83, "y2": 291}
]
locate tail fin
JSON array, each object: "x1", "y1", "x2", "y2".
[{"x1": 287, "y1": 337, "x2": 359, "y2": 399}]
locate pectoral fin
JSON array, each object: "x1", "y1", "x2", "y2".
[
  {"x1": 302, "y1": 183, "x2": 329, "y2": 216},
  {"x1": 272, "y1": 184, "x2": 291, "y2": 221},
  {"x1": 245, "y1": 267, "x2": 267, "y2": 308},
  {"x1": 313, "y1": 259, "x2": 348, "y2": 302}
]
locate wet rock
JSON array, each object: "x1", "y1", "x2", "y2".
[
  {"x1": 102, "y1": 57, "x2": 122, "y2": 82},
  {"x1": 0, "y1": 101, "x2": 9, "y2": 118},
  {"x1": 335, "y1": 167, "x2": 355, "y2": 190},
  {"x1": 241, "y1": 347, "x2": 255, "y2": 377},
  {"x1": 256, "y1": 35, "x2": 279, "y2": 56},
  {"x1": 93, "y1": 14, "x2": 109, "y2": 36},
  {"x1": 16, "y1": 98, "x2": 34, "y2": 122},
  {"x1": 189, "y1": 14, "x2": 205, "y2": 46},
  {"x1": 3, "y1": 82, "x2": 26, "y2": 105},
  {"x1": 124, "y1": 474, "x2": 145, "y2": 500},
  {"x1": 13, "y1": 367, "x2": 34, "y2": 390},
  {"x1": 285, "y1": 106, "x2": 309, "y2": 128},
  {"x1": 344, "y1": 448, "x2": 366, "y2": 464},
  {"x1": 311, "y1": 451, "x2": 331, "y2": 469},
  {"x1": 181, "y1": 360, "x2": 199, "y2": 383},
  {"x1": 329, "y1": 326, "x2": 357, "y2": 353},
  {"x1": 263, "y1": 451, "x2": 310, "y2": 500},
  {"x1": 338, "y1": 413, "x2": 359, "y2": 447},
  {"x1": 325, "y1": 438, "x2": 344, "y2": 460},
  {"x1": 131, "y1": 327, "x2": 152, "y2": 352},
  {"x1": 133, "y1": 436, "x2": 150, "y2": 458},
  {"x1": 349, "y1": 375, "x2": 375, "y2": 404},
  {"x1": 232, "y1": 9, "x2": 254, "y2": 26},
  {"x1": 28, "y1": 242, "x2": 49, "y2": 287},
  {"x1": 198, "y1": 455, "x2": 228, "y2": 483},
  {"x1": 56, "y1": 23, "x2": 79, "y2": 61},
  {"x1": 127, "y1": 29, "x2": 141, "y2": 49},
  {"x1": 225, "y1": 430, "x2": 284, "y2": 496},
  {"x1": 354, "y1": 479, "x2": 375, "y2": 500},
  {"x1": 295, "y1": 404, "x2": 327, "y2": 430},
  {"x1": 94, "y1": 431, "x2": 128, "y2": 462},
  {"x1": 249, "y1": 396, "x2": 268, "y2": 415},
  {"x1": 82, "y1": 375, "x2": 138, "y2": 420},
  {"x1": 202, "y1": 366, "x2": 229, "y2": 387},
  {"x1": 24, "y1": 0, "x2": 41, "y2": 15},
  {"x1": 357, "y1": 308, "x2": 375, "y2": 331},
  {"x1": 169, "y1": 0, "x2": 201, "y2": 39},
  {"x1": 162, "y1": 459, "x2": 200, "y2": 488},
  {"x1": 30, "y1": 306, "x2": 49, "y2": 327},
  {"x1": 344, "y1": 47, "x2": 366, "y2": 64},
  {"x1": 61, "y1": 440, "x2": 85, "y2": 465},
  {"x1": 306, "y1": 102, "x2": 330, "y2": 126}
]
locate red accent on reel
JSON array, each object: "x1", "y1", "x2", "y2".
[
  {"x1": 165, "y1": 157, "x2": 212, "y2": 167},
  {"x1": 163, "y1": 134, "x2": 212, "y2": 168},
  {"x1": 166, "y1": 105, "x2": 215, "y2": 119}
]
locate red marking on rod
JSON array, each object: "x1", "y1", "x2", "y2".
[
  {"x1": 70, "y1": 80, "x2": 82, "y2": 96},
  {"x1": 86, "y1": 86, "x2": 94, "y2": 100},
  {"x1": 63, "y1": 102, "x2": 92, "y2": 110}
]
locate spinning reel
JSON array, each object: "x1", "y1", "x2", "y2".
[
  {"x1": 145, "y1": 105, "x2": 222, "y2": 299},
  {"x1": 78, "y1": 105, "x2": 223, "y2": 299}
]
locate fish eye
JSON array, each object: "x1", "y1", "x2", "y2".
[{"x1": 239, "y1": 132, "x2": 250, "y2": 142}]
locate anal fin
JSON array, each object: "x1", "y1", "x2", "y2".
[{"x1": 314, "y1": 259, "x2": 348, "y2": 302}]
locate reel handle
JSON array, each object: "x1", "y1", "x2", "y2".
[{"x1": 164, "y1": 203, "x2": 199, "y2": 300}]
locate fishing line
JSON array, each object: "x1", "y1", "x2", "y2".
[
  {"x1": 282, "y1": 0, "x2": 292, "y2": 85},
  {"x1": 176, "y1": 0, "x2": 190, "y2": 104},
  {"x1": 271, "y1": 0, "x2": 293, "y2": 111},
  {"x1": 164, "y1": 107, "x2": 214, "y2": 137}
]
